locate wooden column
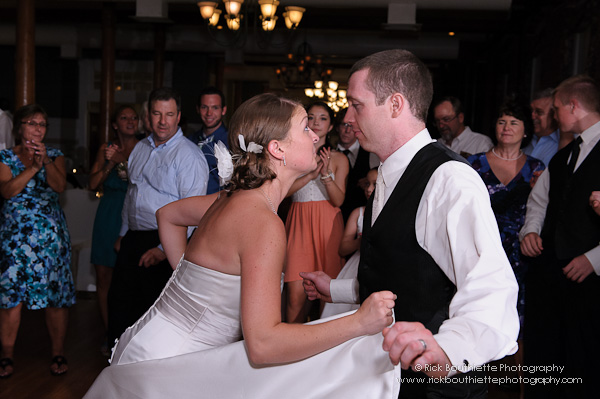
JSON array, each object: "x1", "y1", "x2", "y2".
[
  {"x1": 15, "y1": 0, "x2": 35, "y2": 107},
  {"x1": 153, "y1": 25, "x2": 166, "y2": 89},
  {"x1": 215, "y1": 57, "x2": 225, "y2": 93},
  {"x1": 99, "y1": 2, "x2": 116, "y2": 145}
]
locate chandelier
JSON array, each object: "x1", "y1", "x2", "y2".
[
  {"x1": 198, "y1": 1, "x2": 305, "y2": 32},
  {"x1": 275, "y1": 41, "x2": 329, "y2": 88},
  {"x1": 274, "y1": 41, "x2": 347, "y2": 112},
  {"x1": 305, "y1": 80, "x2": 348, "y2": 113}
]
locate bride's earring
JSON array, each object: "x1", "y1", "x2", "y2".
[{"x1": 283, "y1": 154, "x2": 286, "y2": 166}]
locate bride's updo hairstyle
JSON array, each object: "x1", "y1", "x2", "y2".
[{"x1": 228, "y1": 93, "x2": 302, "y2": 191}]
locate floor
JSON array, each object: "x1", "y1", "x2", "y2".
[
  {"x1": 0, "y1": 294, "x2": 520, "y2": 399},
  {"x1": 0, "y1": 294, "x2": 108, "y2": 399}
]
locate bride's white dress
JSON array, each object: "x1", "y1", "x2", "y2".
[{"x1": 85, "y1": 257, "x2": 400, "y2": 399}]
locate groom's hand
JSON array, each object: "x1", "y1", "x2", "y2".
[
  {"x1": 300, "y1": 271, "x2": 332, "y2": 303},
  {"x1": 382, "y1": 321, "x2": 451, "y2": 379}
]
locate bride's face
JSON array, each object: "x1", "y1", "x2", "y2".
[{"x1": 284, "y1": 108, "x2": 319, "y2": 173}]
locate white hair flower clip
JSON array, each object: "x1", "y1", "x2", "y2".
[
  {"x1": 213, "y1": 140, "x2": 234, "y2": 186},
  {"x1": 238, "y1": 134, "x2": 263, "y2": 154}
]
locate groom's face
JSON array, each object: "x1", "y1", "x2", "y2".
[{"x1": 346, "y1": 69, "x2": 391, "y2": 160}]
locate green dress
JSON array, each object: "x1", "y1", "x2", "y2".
[{"x1": 90, "y1": 163, "x2": 129, "y2": 268}]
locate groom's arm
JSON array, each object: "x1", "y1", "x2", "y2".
[
  {"x1": 301, "y1": 272, "x2": 359, "y2": 304},
  {"x1": 383, "y1": 162, "x2": 519, "y2": 378}
]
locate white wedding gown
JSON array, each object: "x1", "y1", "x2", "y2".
[{"x1": 84, "y1": 257, "x2": 400, "y2": 399}]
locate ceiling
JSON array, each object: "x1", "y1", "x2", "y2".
[{"x1": 0, "y1": 0, "x2": 518, "y2": 67}]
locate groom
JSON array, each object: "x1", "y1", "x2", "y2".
[{"x1": 302, "y1": 50, "x2": 519, "y2": 398}]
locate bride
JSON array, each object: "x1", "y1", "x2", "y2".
[{"x1": 85, "y1": 94, "x2": 399, "y2": 398}]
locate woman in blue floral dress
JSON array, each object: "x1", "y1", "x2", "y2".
[
  {"x1": 468, "y1": 100, "x2": 545, "y2": 395},
  {"x1": 0, "y1": 104, "x2": 75, "y2": 378}
]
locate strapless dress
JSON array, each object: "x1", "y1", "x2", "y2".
[
  {"x1": 110, "y1": 257, "x2": 242, "y2": 365},
  {"x1": 85, "y1": 257, "x2": 400, "y2": 399}
]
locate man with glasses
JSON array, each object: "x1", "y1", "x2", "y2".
[
  {"x1": 336, "y1": 108, "x2": 377, "y2": 221},
  {"x1": 433, "y1": 96, "x2": 492, "y2": 158},
  {"x1": 523, "y1": 88, "x2": 561, "y2": 166}
]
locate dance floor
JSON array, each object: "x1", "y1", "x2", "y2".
[{"x1": 0, "y1": 294, "x2": 519, "y2": 399}]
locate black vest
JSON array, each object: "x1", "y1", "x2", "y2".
[
  {"x1": 541, "y1": 138, "x2": 600, "y2": 259},
  {"x1": 340, "y1": 147, "x2": 372, "y2": 222},
  {"x1": 358, "y1": 142, "x2": 464, "y2": 333}
]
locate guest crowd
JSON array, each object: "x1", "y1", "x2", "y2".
[{"x1": 1, "y1": 64, "x2": 598, "y2": 399}]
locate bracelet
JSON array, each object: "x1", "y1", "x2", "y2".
[
  {"x1": 320, "y1": 170, "x2": 335, "y2": 181},
  {"x1": 103, "y1": 168, "x2": 111, "y2": 174},
  {"x1": 43, "y1": 158, "x2": 53, "y2": 165}
]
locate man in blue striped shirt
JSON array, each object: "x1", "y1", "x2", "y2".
[{"x1": 107, "y1": 87, "x2": 209, "y2": 346}]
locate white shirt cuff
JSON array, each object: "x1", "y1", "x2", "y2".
[
  {"x1": 518, "y1": 223, "x2": 541, "y2": 242},
  {"x1": 584, "y1": 246, "x2": 600, "y2": 275},
  {"x1": 330, "y1": 278, "x2": 359, "y2": 304}
]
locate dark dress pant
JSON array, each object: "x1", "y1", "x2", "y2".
[
  {"x1": 524, "y1": 249, "x2": 600, "y2": 398},
  {"x1": 106, "y1": 230, "x2": 173, "y2": 346}
]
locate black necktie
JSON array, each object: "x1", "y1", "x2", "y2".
[
  {"x1": 343, "y1": 149, "x2": 350, "y2": 157},
  {"x1": 567, "y1": 136, "x2": 583, "y2": 175}
]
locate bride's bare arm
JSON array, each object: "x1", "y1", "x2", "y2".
[
  {"x1": 239, "y1": 211, "x2": 396, "y2": 365},
  {"x1": 156, "y1": 193, "x2": 219, "y2": 267}
]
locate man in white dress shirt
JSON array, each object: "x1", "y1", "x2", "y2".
[
  {"x1": 0, "y1": 106, "x2": 14, "y2": 151},
  {"x1": 433, "y1": 96, "x2": 493, "y2": 158},
  {"x1": 302, "y1": 50, "x2": 518, "y2": 398},
  {"x1": 336, "y1": 108, "x2": 374, "y2": 221},
  {"x1": 519, "y1": 75, "x2": 600, "y2": 398}
]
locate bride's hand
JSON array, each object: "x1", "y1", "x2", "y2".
[{"x1": 354, "y1": 291, "x2": 396, "y2": 335}]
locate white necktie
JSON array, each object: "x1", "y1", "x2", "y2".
[{"x1": 371, "y1": 166, "x2": 385, "y2": 225}]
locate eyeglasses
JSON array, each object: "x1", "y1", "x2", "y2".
[
  {"x1": 21, "y1": 120, "x2": 49, "y2": 128},
  {"x1": 342, "y1": 123, "x2": 352, "y2": 129},
  {"x1": 434, "y1": 115, "x2": 458, "y2": 126}
]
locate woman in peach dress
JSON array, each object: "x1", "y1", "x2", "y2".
[{"x1": 284, "y1": 102, "x2": 349, "y2": 323}]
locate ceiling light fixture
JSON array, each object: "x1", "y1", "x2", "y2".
[
  {"x1": 198, "y1": 1, "x2": 305, "y2": 32},
  {"x1": 305, "y1": 80, "x2": 348, "y2": 113}
]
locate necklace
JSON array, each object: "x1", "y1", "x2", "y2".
[
  {"x1": 258, "y1": 188, "x2": 277, "y2": 214},
  {"x1": 492, "y1": 148, "x2": 523, "y2": 161}
]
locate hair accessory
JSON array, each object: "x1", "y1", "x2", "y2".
[
  {"x1": 214, "y1": 140, "x2": 234, "y2": 186},
  {"x1": 238, "y1": 134, "x2": 263, "y2": 154}
]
